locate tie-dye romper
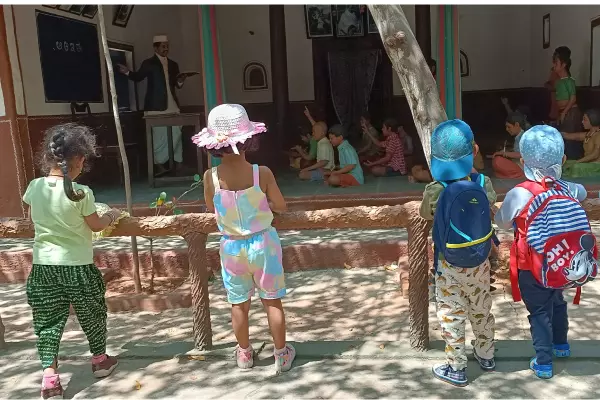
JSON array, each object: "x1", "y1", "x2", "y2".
[{"x1": 212, "y1": 164, "x2": 286, "y2": 304}]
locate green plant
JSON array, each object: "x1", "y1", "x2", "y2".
[{"x1": 145, "y1": 175, "x2": 203, "y2": 293}]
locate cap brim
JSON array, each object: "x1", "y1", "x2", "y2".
[{"x1": 430, "y1": 154, "x2": 474, "y2": 182}]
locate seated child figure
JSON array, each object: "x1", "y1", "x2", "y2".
[
  {"x1": 325, "y1": 124, "x2": 364, "y2": 187},
  {"x1": 358, "y1": 113, "x2": 382, "y2": 162},
  {"x1": 492, "y1": 111, "x2": 528, "y2": 179},
  {"x1": 495, "y1": 125, "x2": 589, "y2": 380},
  {"x1": 289, "y1": 131, "x2": 317, "y2": 170},
  {"x1": 363, "y1": 118, "x2": 407, "y2": 176},
  {"x1": 299, "y1": 121, "x2": 334, "y2": 181},
  {"x1": 421, "y1": 119, "x2": 496, "y2": 387},
  {"x1": 290, "y1": 106, "x2": 322, "y2": 170}
]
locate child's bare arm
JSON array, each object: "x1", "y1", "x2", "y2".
[
  {"x1": 203, "y1": 169, "x2": 215, "y2": 213},
  {"x1": 262, "y1": 166, "x2": 287, "y2": 213},
  {"x1": 302, "y1": 159, "x2": 327, "y2": 172}
]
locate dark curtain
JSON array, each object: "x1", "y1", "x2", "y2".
[{"x1": 328, "y1": 49, "x2": 380, "y2": 141}]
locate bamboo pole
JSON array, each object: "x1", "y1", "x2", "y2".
[{"x1": 97, "y1": 5, "x2": 142, "y2": 293}]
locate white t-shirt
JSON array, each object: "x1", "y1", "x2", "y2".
[{"x1": 316, "y1": 137, "x2": 335, "y2": 170}]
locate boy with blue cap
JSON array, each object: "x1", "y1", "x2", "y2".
[
  {"x1": 495, "y1": 125, "x2": 588, "y2": 379},
  {"x1": 421, "y1": 119, "x2": 497, "y2": 387}
]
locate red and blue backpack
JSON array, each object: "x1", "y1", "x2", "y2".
[{"x1": 510, "y1": 178, "x2": 598, "y2": 304}]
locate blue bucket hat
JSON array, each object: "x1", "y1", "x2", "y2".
[
  {"x1": 430, "y1": 119, "x2": 474, "y2": 181},
  {"x1": 519, "y1": 125, "x2": 565, "y2": 182}
]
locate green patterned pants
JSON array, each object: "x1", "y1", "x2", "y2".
[{"x1": 26, "y1": 264, "x2": 107, "y2": 369}]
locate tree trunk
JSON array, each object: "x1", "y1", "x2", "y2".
[
  {"x1": 368, "y1": 5, "x2": 447, "y2": 167},
  {"x1": 406, "y1": 203, "x2": 432, "y2": 351},
  {"x1": 97, "y1": 6, "x2": 142, "y2": 293},
  {"x1": 0, "y1": 313, "x2": 5, "y2": 348}
]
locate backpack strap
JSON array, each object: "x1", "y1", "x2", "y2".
[{"x1": 574, "y1": 287, "x2": 582, "y2": 305}]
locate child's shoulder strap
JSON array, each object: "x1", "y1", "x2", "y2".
[
  {"x1": 211, "y1": 167, "x2": 220, "y2": 191},
  {"x1": 252, "y1": 164, "x2": 260, "y2": 187},
  {"x1": 517, "y1": 180, "x2": 545, "y2": 196}
]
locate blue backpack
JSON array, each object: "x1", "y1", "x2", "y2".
[{"x1": 432, "y1": 173, "x2": 498, "y2": 269}]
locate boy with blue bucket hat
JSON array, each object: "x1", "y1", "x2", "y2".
[
  {"x1": 496, "y1": 125, "x2": 593, "y2": 379},
  {"x1": 421, "y1": 120, "x2": 497, "y2": 387}
]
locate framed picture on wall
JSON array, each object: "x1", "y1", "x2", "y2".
[
  {"x1": 113, "y1": 5, "x2": 134, "y2": 28},
  {"x1": 68, "y1": 5, "x2": 85, "y2": 16},
  {"x1": 334, "y1": 5, "x2": 364, "y2": 38},
  {"x1": 543, "y1": 13, "x2": 550, "y2": 49},
  {"x1": 304, "y1": 5, "x2": 333, "y2": 38},
  {"x1": 81, "y1": 5, "x2": 98, "y2": 19},
  {"x1": 367, "y1": 9, "x2": 378, "y2": 34},
  {"x1": 460, "y1": 50, "x2": 470, "y2": 77}
]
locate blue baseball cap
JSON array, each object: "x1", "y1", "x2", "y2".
[
  {"x1": 430, "y1": 119, "x2": 474, "y2": 181},
  {"x1": 519, "y1": 125, "x2": 565, "y2": 182}
]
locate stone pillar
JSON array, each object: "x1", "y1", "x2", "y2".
[
  {"x1": 199, "y1": 5, "x2": 226, "y2": 167},
  {"x1": 269, "y1": 5, "x2": 289, "y2": 149},
  {"x1": 0, "y1": 5, "x2": 31, "y2": 217},
  {"x1": 415, "y1": 5, "x2": 432, "y2": 62},
  {"x1": 436, "y1": 5, "x2": 462, "y2": 119}
]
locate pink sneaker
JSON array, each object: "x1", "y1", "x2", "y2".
[
  {"x1": 41, "y1": 374, "x2": 64, "y2": 400},
  {"x1": 274, "y1": 344, "x2": 296, "y2": 374},
  {"x1": 92, "y1": 354, "x2": 118, "y2": 378},
  {"x1": 235, "y1": 345, "x2": 254, "y2": 369}
]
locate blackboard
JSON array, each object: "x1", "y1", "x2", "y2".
[{"x1": 36, "y1": 11, "x2": 103, "y2": 103}]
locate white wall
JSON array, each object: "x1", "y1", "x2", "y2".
[
  {"x1": 216, "y1": 5, "x2": 272, "y2": 104},
  {"x1": 530, "y1": 5, "x2": 600, "y2": 87},
  {"x1": 12, "y1": 5, "x2": 203, "y2": 116},
  {"x1": 3, "y1": 6, "x2": 25, "y2": 115},
  {"x1": 457, "y1": 5, "x2": 531, "y2": 91},
  {"x1": 285, "y1": 5, "x2": 314, "y2": 102}
]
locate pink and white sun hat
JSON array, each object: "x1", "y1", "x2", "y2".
[{"x1": 192, "y1": 103, "x2": 266, "y2": 154}]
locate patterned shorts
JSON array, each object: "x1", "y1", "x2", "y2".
[{"x1": 220, "y1": 227, "x2": 286, "y2": 304}]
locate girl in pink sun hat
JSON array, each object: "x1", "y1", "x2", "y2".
[{"x1": 194, "y1": 103, "x2": 295, "y2": 373}]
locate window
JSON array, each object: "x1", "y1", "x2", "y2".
[{"x1": 243, "y1": 62, "x2": 268, "y2": 91}]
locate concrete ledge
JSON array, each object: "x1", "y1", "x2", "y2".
[
  {"x1": 4, "y1": 340, "x2": 600, "y2": 362},
  {"x1": 0, "y1": 237, "x2": 513, "y2": 285}
]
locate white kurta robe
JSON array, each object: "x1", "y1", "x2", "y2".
[{"x1": 145, "y1": 54, "x2": 183, "y2": 165}]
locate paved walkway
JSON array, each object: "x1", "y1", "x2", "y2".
[{"x1": 3, "y1": 268, "x2": 600, "y2": 398}]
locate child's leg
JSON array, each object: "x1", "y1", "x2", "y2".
[
  {"x1": 261, "y1": 298, "x2": 286, "y2": 350},
  {"x1": 518, "y1": 270, "x2": 554, "y2": 365},
  {"x1": 552, "y1": 289, "x2": 569, "y2": 348},
  {"x1": 327, "y1": 174, "x2": 342, "y2": 187},
  {"x1": 465, "y1": 260, "x2": 495, "y2": 365},
  {"x1": 231, "y1": 300, "x2": 251, "y2": 349},
  {"x1": 370, "y1": 166, "x2": 387, "y2": 177},
  {"x1": 67, "y1": 265, "x2": 108, "y2": 358},
  {"x1": 435, "y1": 261, "x2": 469, "y2": 371},
  {"x1": 26, "y1": 265, "x2": 71, "y2": 372},
  {"x1": 410, "y1": 165, "x2": 433, "y2": 183},
  {"x1": 220, "y1": 236, "x2": 255, "y2": 347},
  {"x1": 251, "y1": 228, "x2": 295, "y2": 372}
]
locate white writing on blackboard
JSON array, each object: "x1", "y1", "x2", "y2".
[{"x1": 54, "y1": 41, "x2": 83, "y2": 53}]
